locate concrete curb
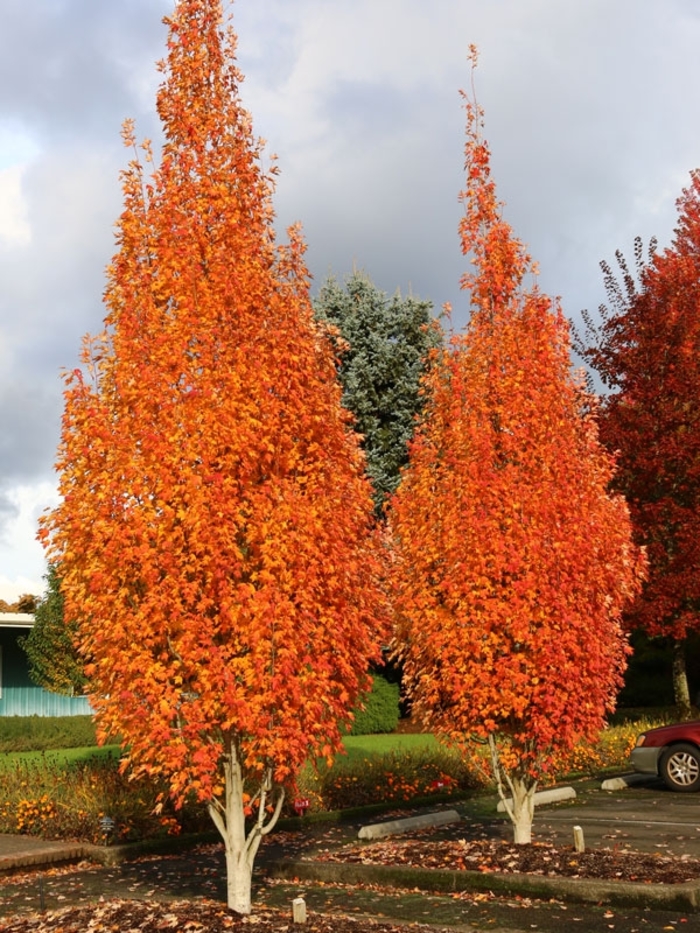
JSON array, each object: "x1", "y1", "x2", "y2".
[
  {"x1": 265, "y1": 858, "x2": 700, "y2": 913},
  {"x1": 0, "y1": 842, "x2": 90, "y2": 873},
  {"x1": 4, "y1": 831, "x2": 700, "y2": 913},
  {"x1": 84, "y1": 831, "x2": 221, "y2": 868},
  {"x1": 0, "y1": 831, "x2": 221, "y2": 875},
  {"x1": 358, "y1": 809, "x2": 461, "y2": 840},
  {"x1": 496, "y1": 786, "x2": 576, "y2": 812}
]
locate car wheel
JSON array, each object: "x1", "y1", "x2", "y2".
[{"x1": 660, "y1": 743, "x2": 700, "y2": 792}]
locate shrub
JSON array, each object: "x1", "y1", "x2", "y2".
[
  {"x1": 349, "y1": 674, "x2": 400, "y2": 735},
  {"x1": 0, "y1": 715, "x2": 674, "y2": 841},
  {"x1": 293, "y1": 745, "x2": 485, "y2": 813},
  {"x1": 546, "y1": 716, "x2": 670, "y2": 782},
  {"x1": 0, "y1": 755, "x2": 208, "y2": 843},
  {"x1": 0, "y1": 716, "x2": 97, "y2": 753},
  {"x1": 607, "y1": 706, "x2": 676, "y2": 726}
]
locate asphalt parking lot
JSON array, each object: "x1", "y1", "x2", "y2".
[{"x1": 523, "y1": 775, "x2": 700, "y2": 858}]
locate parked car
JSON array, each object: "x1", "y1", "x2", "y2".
[{"x1": 631, "y1": 720, "x2": 700, "y2": 792}]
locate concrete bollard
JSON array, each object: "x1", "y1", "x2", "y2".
[
  {"x1": 292, "y1": 897, "x2": 307, "y2": 924},
  {"x1": 496, "y1": 786, "x2": 576, "y2": 812},
  {"x1": 358, "y1": 809, "x2": 461, "y2": 840},
  {"x1": 573, "y1": 824, "x2": 585, "y2": 853}
]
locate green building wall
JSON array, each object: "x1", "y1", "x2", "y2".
[{"x1": 0, "y1": 627, "x2": 92, "y2": 717}]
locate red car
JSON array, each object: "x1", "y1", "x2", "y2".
[{"x1": 631, "y1": 720, "x2": 700, "y2": 792}]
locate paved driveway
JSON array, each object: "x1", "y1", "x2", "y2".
[{"x1": 527, "y1": 777, "x2": 700, "y2": 858}]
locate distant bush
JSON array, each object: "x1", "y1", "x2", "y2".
[
  {"x1": 0, "y1": 713, "x2": 676, "y2": 842},
  {"x1": 349, "y1": 674, "x2": 400, "y2": 735},
  {"x1": 607, "y1": 707, "x2": 677, "y2": 726},
  {"x1": 0, "y1": 716, "x2": 97, "y2": 753},
  {"x1": 544, "y1": 716, "x2": 670, "y2": 783}
]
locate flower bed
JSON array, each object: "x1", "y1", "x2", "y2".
[{"x1": 0, "y1": 755, "x2": 208, "y2": 843}]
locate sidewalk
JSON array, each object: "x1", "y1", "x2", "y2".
[{"x1": 0, "y1": 834, "x2": 89, "y2": 872}]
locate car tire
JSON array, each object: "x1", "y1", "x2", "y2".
[{"x1": 660, "y1": 743, "x2": 700, "y2": 792}]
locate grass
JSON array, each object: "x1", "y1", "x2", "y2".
[
  {"x1": 0, "y1": 735, "x2": 435, "y2": 772},
  {"x1": 342, "y1": 733, "x2": 437, "y2": 761},
  {"x1": 0, "y1": 745, "x2": 121, "y2": 768}
]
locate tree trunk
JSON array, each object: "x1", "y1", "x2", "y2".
[
  {"x1": 508, "y1": 775, "x2": 536, "y2": 844},
  {"x1": 223, "y1": 843, "x2": 255, "y2": 915},
  {"x1": 672, "y1": 639, "x2": 693, "y2": 720},
  {"x1": 488, "y1": 736, "x2": 536, "y2": 845},
  {"x1": 207, "y1": 739, "x2": 285, "y2": 915}
]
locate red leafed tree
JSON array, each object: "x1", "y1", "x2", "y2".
[
  {"x1": 388, "y1": 57, "x2": 646, "y2": 844},
  {"x1": 579, "y1": 173, "x2": 700, "y2": 717},
  {"x1": 40, "y1": 0, "x2": 386, "y2": 914}
]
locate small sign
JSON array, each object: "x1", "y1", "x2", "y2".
[{"x1": 294, "y1": 797, "x2": 310, "y2": 816}]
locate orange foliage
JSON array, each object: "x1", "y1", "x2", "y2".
[
  {"x1": 389, "y1": 61, "x2": 646, "y2": 781},
  {"x1": 41, "y1": 0, "x2": 386, "y2": 807}
]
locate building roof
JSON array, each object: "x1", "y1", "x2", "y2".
[{"x1": 0, "y1": 612, "x2": 35, "y2": 629}]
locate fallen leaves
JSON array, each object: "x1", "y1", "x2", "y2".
[{"x1": 0, "y1": 899, "x2": 461, "y2": 933}]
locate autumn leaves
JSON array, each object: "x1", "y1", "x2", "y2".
[
  {"x1": 388, "y1": 65, "x2": 645, "y2": 841},
  {"x1": 40, "y1": 0, "x2": 650, "y2": 907},
  {"x1": 42, "y1": 2, "x2": 393, "y2": 911}
]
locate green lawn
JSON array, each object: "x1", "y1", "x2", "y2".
[
  {"x1": 0, "y1": 732, "x2": 441, "y2": 781},
  {"x1": 0, "y1": 745, "x2": 121, "y2": 768},
  {"x1": 1, "y1": 734, "x2": 436, "y2": 769},
  {"x1": 342, "y1": 733, "x2": 436, "y2": 761},
  {"x1": 1, "y1": 735, "x2": 439, "y2": 774}
]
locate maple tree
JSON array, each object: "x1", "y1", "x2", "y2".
[
  {"x1": 388, "y1": 55, "x2": 646, "y2": 844},
  {"x1": 40, "y1": 0, "x2": 386, "y2": 914},
  {"x1": 579, "y1": 174, "x2": 700, "y2": 717},
  {"x1": 314, "y1": 271, "x2": 440, "y2": 514}
]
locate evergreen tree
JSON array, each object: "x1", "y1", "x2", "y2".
[
  {"x1": 20, "y1": 564, "x2": 87, "y2": 696},
  {"x1": 315, "y1": 271, "x2": 440, "y2": 513}
]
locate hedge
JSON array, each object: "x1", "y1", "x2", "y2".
[
  {"x1": 0, "y1": 715, "x2": 97, "y2": 753},
  {"x1": 349, "y1": 674, "x2": 400, "y2": 735}
]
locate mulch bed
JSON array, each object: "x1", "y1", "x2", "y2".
[{"x1": 317, "y1": 835, "x2": 700, "y2": 884}]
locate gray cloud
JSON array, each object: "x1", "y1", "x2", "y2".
[
  {"x1": 1, "y1": 0, "x2": 700, "y2": 594},
  {"x1": 0, "y1": 1, "x2": 169, "y2": 140}
]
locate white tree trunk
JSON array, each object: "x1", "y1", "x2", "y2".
[
  {"x1": 509, "y1": 775, "x2": 536, "y2": 844},
  {"x1": 223, "y1": 847, "x2": 254, "y2": 915},
  {"x1": 488, "y1": 735, "x2": 536, "y2": 845},
  {"x1": 207, "y1": 738, "x2": 285, "y2": 915}
]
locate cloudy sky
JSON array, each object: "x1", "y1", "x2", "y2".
[{"x1": 1, "y1": 0, "x2": 699, "y2": 602}]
